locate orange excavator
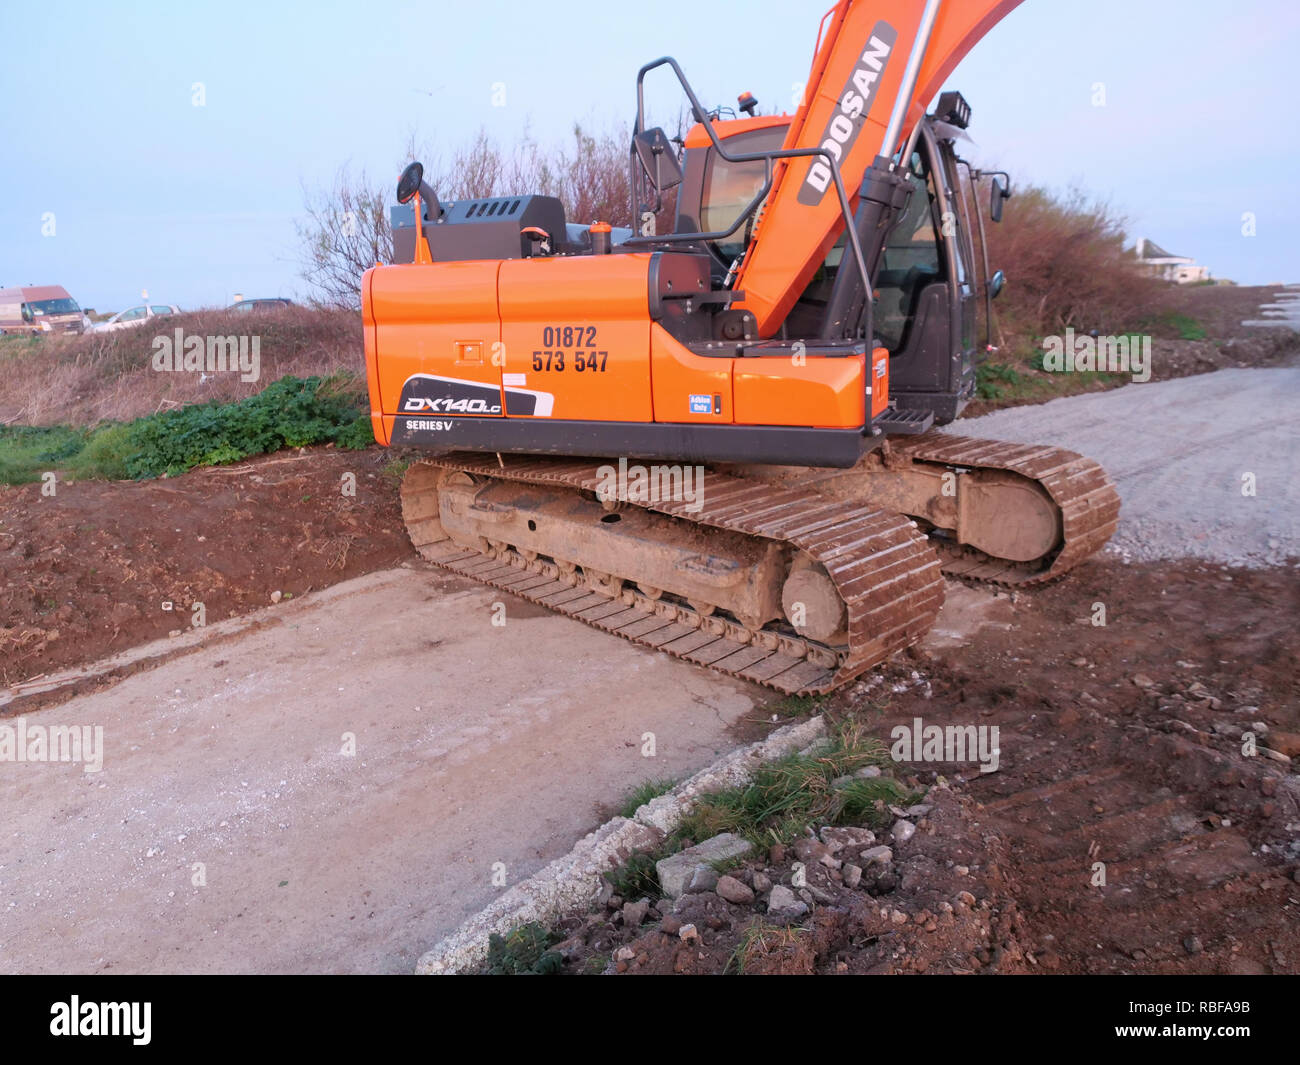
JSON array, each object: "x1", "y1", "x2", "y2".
[{"x1": 361, "y1": 0, "x2": 1119, "y2": 694}]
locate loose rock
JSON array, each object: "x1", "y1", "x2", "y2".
[
  {"x1": 686, "y1": 864, "x2": 719, "y2": 894},
  {"x1": 622, "y1": 899, "x2": 650, "y2": 928},
  {"x1": 655, "y1": 833, "x2": 753, "y2": 898},
  {"x1": 716, "y1": 875, "x2": 755, "y2": 905}
]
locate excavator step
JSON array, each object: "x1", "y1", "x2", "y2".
[{"x1": 875, "y1": 408, "x2": 935, "y2": 435}]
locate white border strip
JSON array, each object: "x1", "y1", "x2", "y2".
[{"x1": 414, "y1": 715, "x2": 828, "y2": 974}]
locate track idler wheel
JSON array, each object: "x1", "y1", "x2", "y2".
[{"x1": 782, "y1": 557, "x2": 847, "y2": 644}]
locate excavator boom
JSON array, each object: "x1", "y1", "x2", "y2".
[{"x1": 735, "y1": 0, "x2": 1024, "y2": 336}]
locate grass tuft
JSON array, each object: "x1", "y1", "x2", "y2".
[
  {"x1": 726, "y1": 920, "x2": 809, "y2": 975},
  {"x1": 618, "y1": 776, "x2": 677, "y2": 819},
  {"x1": 673, "y1": 720, "x2": 909, "y2": 848},
  {"x1": 485, "y1": 921, "x2": 564, "y2": 975},
  {"x1": 603, "y1": 852, "x2": 661, "y2": 902}
]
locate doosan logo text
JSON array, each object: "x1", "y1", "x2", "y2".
[{"x1": 799, "y1": 22, "x2": 897, "y2": 206}]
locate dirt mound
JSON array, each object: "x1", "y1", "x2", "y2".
[
  {"x1": 865, "y1": 559, "x2": 1300, "y2": 975},
  {"x1": 554, "y1": 787, "x2": 1028, "y2": 975},
  {"x1": 0, "y1": 446, "x2": 413, "y2": 690}
]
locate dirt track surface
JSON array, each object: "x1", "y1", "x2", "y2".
[{"x1": 0, "y1": 568, "x2": 760, "y2": 974}]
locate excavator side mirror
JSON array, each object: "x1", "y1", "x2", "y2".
[
  {"x1": 397, "y1": 161, "x2": 442, "y2": 219},
  {"x1": 990, "y1": 175, "x2": 1010, "y2": 223},
  {"x1": 397, "y1": 161, "x2": 423, "y2": 204},
  {"x1": 633, "y1": 128, "x2": 683, "y2": 192},
  {"x1": 988, "y1": 269, "x2": 1006, "y2": 300}
]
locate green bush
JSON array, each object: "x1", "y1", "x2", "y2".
[
  {"x1": 122, "y1": 375, "x2": 368, "y2": 478},
  {"x1": 1156, "y1": 311, "x2": 1208, "y2": 340},
  {"x1": 0, "y1": 425, "x2": 91, "y2": 483},
  {"x1": 0, "y1": 374, "x2": 372, "y2": 485},
  {"x1": 68, "y1": 423, "x2": 135, "y2": 480},
  {"x1": 0, "y1": 428, "x2": 93, "y2": 485},
  {"x1": 975, "y1": 361, "x2": 1027, "y2": 400}
]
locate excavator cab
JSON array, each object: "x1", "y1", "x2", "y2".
[
  {"x1": 673, "y1": 118, "x2": 789, "y2": 266},
  {"x1": 667, "y1": 98, "x2": 988, "y2": 425}
]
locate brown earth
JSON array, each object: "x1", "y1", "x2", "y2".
[
  {"x1": 0, "y1": 446, "x2": 414, "y2": 690},
  {"x1": 540, "y1": 558, "x2": 1300, "y2": 975},
  {"x1": 1159, "y1": 282, "x2": 1294, "y2": 340}
]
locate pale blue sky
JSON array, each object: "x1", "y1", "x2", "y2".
[{"x1": 2, "y1": 0, "x2": 1295, "y2": 311}]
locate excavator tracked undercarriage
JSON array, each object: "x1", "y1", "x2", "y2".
[
  {"x1": 363, "y1": 0, "x2": 1120, "y2": 692},
  {"x1": 398, "y1": 430, "x2": 1117, "y2": 693}
]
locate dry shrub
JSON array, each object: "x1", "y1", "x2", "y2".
[
  {"x1": 0, "y1": 306, "x2": 362, "y2": 427},
  {"x1": 297, "y1": 168, "x2": 392, "y2": 309},
  {"x1": 978, "y1": 179, "x2": 1165, "y2": 338},
  {"x1": 301, "y1": 124, "x2": 635, "y2": 307},
  {"x1": 421, "y1": 124, "x2": 633, "y2": 229}
]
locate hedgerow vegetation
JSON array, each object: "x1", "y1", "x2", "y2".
[
  {"x1": 0, "y1": 375, "x2": 370, "y2": 485},
  {"x1": 966, "y1": 176, "x2": 1212, "y2": 406}
]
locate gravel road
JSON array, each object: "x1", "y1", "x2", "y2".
[{"x1": 952, "y1": 364, "x2": 1300, "y2": 567}]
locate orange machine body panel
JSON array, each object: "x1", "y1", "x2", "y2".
[
  {"x1": 870, "y1": 346, "x2": 889, "y2": 418},
  {"x1": 364, "y1": 254, "x2": 871, "y2": 440},
  {"x1": 683, "y1": 113, "x2": 792, "y2": 150},
  {"x1": 361, "y1": 270, "x2": 386, "y2": 444},
  {"x1": 733, "y1": 348, "x2": 865, "y2": 428},
  {"x1": 650, "y1": 324, "x2": 733, "y2": 423},
  {"x1": 363, "y1": 258, "x2": 501, "y2": 442},
  {"x1": 497, "y1": 255, "x2": 653, "y2": 422}
]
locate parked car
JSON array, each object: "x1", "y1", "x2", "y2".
[
  {"x1": 231, "y1": 298, "x2": 294, "y2": 313},
  {"x1": 0, "y1": 285, "x2": 91, "y2": 335},
  {"x1": 94, "y1": 304, "x2": 180, "y2": 333}
]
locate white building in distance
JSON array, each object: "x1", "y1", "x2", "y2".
[{"x1": 1135, "y1": 237, "x2": 1211, "y2": 284}]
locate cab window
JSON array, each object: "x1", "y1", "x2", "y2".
[
  {"x1": 699, "y1": 127, "x2": 786, "y2": 262},
  {"x1": 873, "y1": 149, "x2": 944, "y2": 351}
]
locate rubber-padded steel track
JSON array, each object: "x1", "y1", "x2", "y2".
[
  {"x1": 403, "y1": 455, "x2": 945, "y2": 695},
  {"x1": 893, "y1": 432, "x2": 1121, "y2": 585}
]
